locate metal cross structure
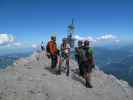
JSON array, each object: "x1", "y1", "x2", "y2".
[{"x1": 67, "y1": 19, "x2": 76, "y2": 49}]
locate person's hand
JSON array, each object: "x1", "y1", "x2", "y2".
[
  {"x1": 57, "y1": 50, "x2": 60, "y2": 55},
  {"x1": 91, "y1": 64, "x2": 95, "y2": 69}
]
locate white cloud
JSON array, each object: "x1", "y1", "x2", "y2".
[
  {"x1": 32, "y1": 44, "x2": 38, "y2": 48},
  {"x1": 74, "y1": 35, "x2": 84, "y2": 40},
  {"x1": 74, "y1": 35, "x2": 95, "y2": 42},
  {"x1": 0, "y1": 34, "x2": 15, "y2": 45},
  {"x1": 115, "y1": 39, "x2": 120, "y2": 43},
  {"x1": 74, "y1": 34, "x2": 120, "y2": 44},
  {"x1": 0, "y1": 33, "x2": 25, "y2": 48},
  {"x1": 95, "y1": 34, "x2": 120, "y2": 45},
  {"x1": 96, "y1": 34, "x2": 116, "y2": 41},
  {"x1": 12, "y1": 42, "x2": 22, "y2": 47},
  {"x1": 86, "y1": 36, "x2": 95, "y2": 42}
]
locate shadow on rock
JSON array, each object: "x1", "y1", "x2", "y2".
[
  {"x1": 71, "y1": 68, "x2": 79, "y2": 75},
  {"x1": 45, "y1": 66, "x2": 58, "y2": 75},
  {"x1": 71, "y1": 69, "x2": 85, "y2": 86}
]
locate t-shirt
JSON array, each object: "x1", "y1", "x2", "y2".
[{"x1": 61, "y1": 43, "x2": 70, "y2": 54}]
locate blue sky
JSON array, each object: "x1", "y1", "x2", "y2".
[{"x1": 0, "y1": 0, "x2": 132, "y2": 50}]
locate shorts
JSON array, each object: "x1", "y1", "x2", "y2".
[
  {"x1": 80, "y1": 61, "x2": 92, "y2": 74},
  {"x1": 61, "y1": 52, "x2": 69, "y2": 59}
]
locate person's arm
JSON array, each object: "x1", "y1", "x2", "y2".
[
  {"x1": 90, "y1": 48, "x2": 95, "y2": 68},
  {"x1": 74, "y1": 47, "x2": 78, "y2": 60},
  {"x1": 88, "y1": 48, "x2": 95, "y2": 68}
]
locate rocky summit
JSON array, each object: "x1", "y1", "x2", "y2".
[{"x1": 0, "y1": 52, "x2": 133, "y2": 100}]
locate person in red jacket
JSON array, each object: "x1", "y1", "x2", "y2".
[{"x1": 47, "y1": 36, "x2": 58, "y2": 69}]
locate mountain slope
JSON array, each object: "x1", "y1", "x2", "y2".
[
  {"x1": 0, "y1": 52, "x2": 132, "y2": 100},
  {"x1": 94, "y1": 47, "x2": 133, "y2": 86}
]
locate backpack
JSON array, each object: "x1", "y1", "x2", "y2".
[
  {"x1": 46, "y1": 42, "x2": 51, "y2": 58},
  {"x1": 80, "y1": 47, "x2": 93, "y2": 63},
  {"x1": 75, "y1": 47, "x2": 82, "y2": 64},
  {"x1": 46, "y1": 41, "x2": 58, "y2": 55},
  {"x1": 46, "y1": 42, "x2": 50, "y2": 53}
]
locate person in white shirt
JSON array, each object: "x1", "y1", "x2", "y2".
[
  {"x1": 60, "y1": 38, "x2": 71, "y2": 76},
  {"x1": 41, "y1": 41, "x2": 45, "y2": 51}
]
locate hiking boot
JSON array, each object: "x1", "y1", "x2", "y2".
[
  {"x1": 51, "y1": 65, "x2": 56, "y2": 69},
  {"x1": 79, "y1": 71, "x2": 84, "y2": 77},
  {"x1": 66, "y1": 70, "x2": 69, "y2": 76},
  {"x1": 56, "y1": 70, "x2": 61, "y2": 75},
  {"x1": 86, "y1": 81, "x2": 93, "y2": 88}
]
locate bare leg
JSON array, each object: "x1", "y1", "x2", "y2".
[{"x1": 57, "y1": 56, "x2": 62, "y2": 75}]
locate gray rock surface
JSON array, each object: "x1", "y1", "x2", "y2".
[{"x1": 0, "y1": 51, "x2": 133, "y2": 100}]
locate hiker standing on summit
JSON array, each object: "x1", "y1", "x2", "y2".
[
  {"x1": 76, "y1": 40, "x2": 95, "y2": 88},
  {"x1": 60, "y1": 38, "x2": 71, "y2": 76},
  {"x1": 47, "y1": 35, "x2": 58, "y2": 69},
  {"x1": 41, "y1": 41, "x2": 45, "y2": 51},
  {"x1": 75, "y1": 40, "x2": 84, "y2": 76}
]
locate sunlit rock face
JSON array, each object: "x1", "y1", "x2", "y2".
[{"x1": 0, "y1": 51, "x2": 132, "y2": 100}]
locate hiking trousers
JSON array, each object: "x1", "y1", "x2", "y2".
[
  {"x1": 79, "y1": 61, "x2": 93, "y2": 76},
  {"x1": 51, "y1": 55, "x2": 57, "y2": 69}
]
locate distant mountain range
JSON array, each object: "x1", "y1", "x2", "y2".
[
  {"x1": 0, "y1": 44, "x2": 133, "y2": 86},
  {"x1": 0, "y1": 52, "x2": 33, "y2": 69},
  {"x1": 94, "y1": 44, "x2": 133, "y2": 86}
]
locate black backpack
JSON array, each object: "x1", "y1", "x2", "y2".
[{"x1": 46, "y1": 42, "x2": 50, "y2": 53}]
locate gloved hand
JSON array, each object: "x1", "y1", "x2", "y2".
[
  {"x1": 57, "y1": 49, "x2": 60, "y2": 56},
  {"x1": 47, "y1": 53, "x2": 51, "y2": 58},
  {"x1": 91, "y1": 64, "x2": 95, "y2": 69}
]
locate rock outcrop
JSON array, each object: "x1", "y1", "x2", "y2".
[{"x1": 0, "y1": 52, "x2": 133, "y2": 100}]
